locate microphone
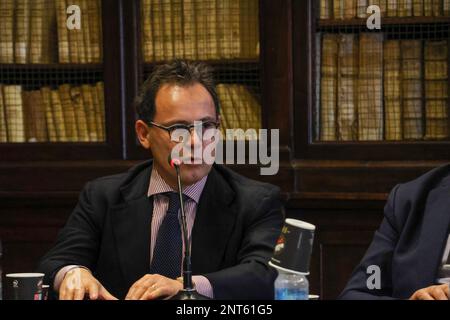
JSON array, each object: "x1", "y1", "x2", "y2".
[{"x1": 167, "y1": 155, "x2": 209, "y2": 300}]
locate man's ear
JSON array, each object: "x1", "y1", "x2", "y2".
[{"x1": 135, "y1": 120, "x2": 151, "y2": 149}]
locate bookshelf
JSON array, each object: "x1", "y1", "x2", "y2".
[
  {"x1": 0, "y1": 0, "x2": 122, "y2": 160},
  {"x1": 318, "y1": 16, "x2": 450, "y2": 27},
  {"x1": 0, "y1": 0, "x2": 265, "y2": 160},
  {"x1": 283, "y1": 0, "x2": 450, "y2": 298},
  {"x1": 294, "y1": 0, "x2": 450, "y2": 161}
]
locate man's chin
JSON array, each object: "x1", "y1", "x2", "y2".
[{"x1": 180, "y1": 164, "x2": 211, "y2": 185}]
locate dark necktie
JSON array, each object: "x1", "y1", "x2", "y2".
[{"x1": 149, "y1": 192, "x2": 185, "y2": 279}]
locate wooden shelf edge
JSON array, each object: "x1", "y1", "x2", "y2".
[
  {"x1": 317, "y1": 16, "x2": 450, "y2": 27},
  {"x1": 0, "y1": 63, "x2": 104, "y2": 70},
  {"x1": 143, "y1": 60, "x2": 260, "y2": 73},
  {"x1": 291, "y1": 159, "x2": 449, "y2": 169},
  {"x1": 288, "y1": 191, "x2": 388, "y2": 201},
  {"x1": 0, "y1": 160, "x2": 139, "y2": 169}
]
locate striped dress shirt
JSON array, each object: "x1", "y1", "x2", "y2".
[
  {"x1": 54, "y1": 168, "x2": 214, "y2": 299},
  {"x1": 147, "y1": 168, "x2": 213, "y2": 298}
]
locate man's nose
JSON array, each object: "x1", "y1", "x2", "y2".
[{"x1": 189, "y1": 126, "x2": 203, "y2": 148}]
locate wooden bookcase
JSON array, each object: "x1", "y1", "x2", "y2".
[
  {"x1": 295, "y1": 1, "x2": 450, "y2": 161},
  {"x1": 1, "y1": 0, "x2": 449, "y2": 299},
  {"x1": 0, "y1": 0, "x2": 124, "y2": 161}
]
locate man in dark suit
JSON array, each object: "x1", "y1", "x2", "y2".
[
  {"x1": 340, "y1": 165, "x2": 450, "y2": 300},
  {"x1": 38, "y1": 60, "x2": 284, "y2": 300}
]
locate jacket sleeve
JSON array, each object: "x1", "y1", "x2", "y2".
[
  {"x1": 339, "y1": 184, "x2": 401, "y2": 300},
  {"x1": 37, "y1": 181, "x2": 103, "y2": 294},
  {"x1": 203, "y1": 187, "x2": 285, "y2": 299}
]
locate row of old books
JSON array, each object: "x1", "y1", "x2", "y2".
[
  {"x1": 141, "y1": 0, "x2": 259, "y2": 62},
  {"x1": 319, "y1": 33, "x2": 449, "y2": 141},
  {"x1": 217, "y1": 84, "x2": 261, "y2": 140},
  {"x1": 320, "y1": 0, "x2": 450, "y2": 19},
  {"x1": 0, "y1": 82, "x2": 105, "y2": 143},
  {"x1": 0, "y1": 0, "x2": 102, "y2": 64}
]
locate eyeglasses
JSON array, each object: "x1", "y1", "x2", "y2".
[{"x1": 148, "y1": 120, "x2": 220, "y2": 140}]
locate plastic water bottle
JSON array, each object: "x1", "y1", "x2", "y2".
[{"x1": 274, "y1": 270, "x2": 309, "y2": 300}]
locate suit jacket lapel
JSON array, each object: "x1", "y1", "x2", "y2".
[
  {"x1": 110, "y1": 161, "x2": 238, "y2": 283},
  {"x1": 191, "y1": 166, "x2": 237, "y2": 273},
  {"x1": 111, "y1": 161, "x2": 153, "y2": 286},
  {"x1": 416, "y1": 180, "x2": 450, "y2": 289}
]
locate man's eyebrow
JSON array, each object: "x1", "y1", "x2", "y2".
[
  {"x1": 163, "y1": 120, "x2": 191, "y2": 126},
  {"x1": 163, "y1": 117, "x2": 216, "y2": 126},
  {"x1": 199, "y1": 117, "x2": 216, "y2": 122}
]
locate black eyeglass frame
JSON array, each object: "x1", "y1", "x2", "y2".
[{"x1": 148, "y1": 120, "x2": 221, "y2": 138}]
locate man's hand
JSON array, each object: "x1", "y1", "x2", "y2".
[
  {"x1": 125, "y1": 274, "x2": 183, "y2": 300},
  {"x1": 59, "y1": 267, "x2": 118, "y2": 300},
  {"x1": 409, "y1": 284, "x2": 449, "y2": 300}
]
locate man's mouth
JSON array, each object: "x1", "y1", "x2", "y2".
[
  {"x1": 182, "y1": 157, "x2": 203, "y2": 164},
  {"x1": 189, "y1": 158, "x2": 203, "y2": 163}
]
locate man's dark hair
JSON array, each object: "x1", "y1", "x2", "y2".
[{"x1": 135, "y1": 59, "x2": 220, "y2": 123}]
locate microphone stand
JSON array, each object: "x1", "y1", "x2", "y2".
[{"x1": 170, "y1": 163, "x2": 209, "y2": 300}]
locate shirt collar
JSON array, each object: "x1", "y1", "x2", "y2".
[{"x1": 147, "y1": 167, "x2": 208, "y2": 204}]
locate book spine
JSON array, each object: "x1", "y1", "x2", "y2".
[
  {"x1": 50, "y1": 89, "x2": 68, "y2": 141},
  {"x1": 40, "y1": 87, "x2": 57, "y2": 142},
  {"x1": 432, "y1": 0, "x2": 443, "y2": 16},
  {"x1": 172, "y1": 0, "x2": 185, "y2": 59},
  {"x1": 358, "y1": 33, "x2": 383, "y2": 141},
  {"x1": 96, "y1": 82, "x2": 105, "y2": 141},
  {"x1": 152, "y1": 0, "x2": 164, "y2": 61},
  {"x1": 337, "y1": 34, "x2": 358, "y2": 141},
  {"x1": 56, "y1": 0, "x2": 70, "y2": 63},
  {"x1": 59, "y1": 84, "x2": 79, "y2": 141},
  {"x1": 0, "y1": 85, "x2": 9, "y2": 142},
  {"x1": 90, "y1": 84, "x2": 104, "y2": 141},
  {"x1": 183, "y1": 0, "x2": 197, "y2": 59},
  {"x1": 344, "y1": 0, "x2": 357, "y2": 19},
  {"x1": 81, "y1": 84, "x2": 99, "y2": 141},
  {"x1": 387, "y1": 0, "x2": 398, "y2": 16},
  {"x1": 23, "y1": 90, "x2": 48, "y2": 142},
  {"x1": 0, "y1": 0, "x2": 15, "y2": 63},
  {"x1": 162, "y1": 0, "x2": 174, "y2": 60},
  {"x1": 14, "y1": 0, "x2": 31, "y2": 63},
  {"x1": 141, "y1": 0, "x2": 154, "y2": 62},
  {"x1": 81, "y1": 0, "x2": 92, "y2": 63},
  {"x1": 401, "y1": 40, "x2": 423, "y2": 139},
  {"x1": 398, "y1": 0, "x2": 413, "y2": 17},
  {"x1": 413, "y1": 0, "x2": 424, "y2": 16},
  {"x1": 444, "y1": 0, "x2": 450, "y2": 15},
  {"x1": 357, "y1": 0, "x2": 368, "y2": 18},
  {"x1": 206, "y1": 0, "x2": 218, "y2": 59},
  {"x1": 4, "y1": 85, "x2": 26, "y2": 143},
  {"x1": 194, "y1": 0, "x2": 207, "y2": 59},
  {"x1": 320, "y1": 0, "x2": 332, "y2": 19},
  {"x1": 383, "y1": 40, "x2": 402, "y2": 140}
]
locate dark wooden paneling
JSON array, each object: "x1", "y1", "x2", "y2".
[
  {"x1": 0, "y1": 188, "x2": 384, "y2": 300},
  {"x1": 260, "y1": 0, "x2": 294, "y2": 162},
  {"x1": 289, "y1": 209, "x2": 383, "y2": 299},
  {"x1": 0, "y1": 204, "x2": 70, "y2": 294},
  {"x1": 319, "y1": 243, "x2": 370, "y2": 299},
  {"x1": 0, "y1": 161, "x2": 138, "y2": 194}
]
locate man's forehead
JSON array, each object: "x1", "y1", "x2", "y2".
[
  {"x1": 157, "y1": 83, "x2": 210, "y2": 98},
  {"x1": 154, "y1": 83, "x2": 216, "y2": 119}
]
